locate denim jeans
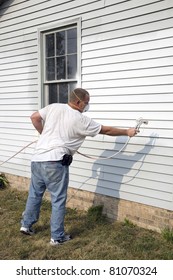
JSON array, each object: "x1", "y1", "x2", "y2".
[{"x1": 21, "y1": 161, "x2": 69, "y2": 240}]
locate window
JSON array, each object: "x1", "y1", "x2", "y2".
[{"x1": 39, "y1": 19, "x2": 81, "y2": 106}]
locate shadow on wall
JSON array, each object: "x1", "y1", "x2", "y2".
[
  {"x1": 88, "y1": 133, "x2": 157, "y2": 219},
  {"x1": 0, "y1": 0, "x2": 14, "y2": 18}
]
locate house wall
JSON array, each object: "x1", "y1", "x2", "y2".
[{"x1": 0, "y1": 0, "x2": 173, "y2": 224}]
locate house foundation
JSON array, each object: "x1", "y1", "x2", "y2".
[{"x1": 6, "y1": 173, "x2": 173, "y2": 233}]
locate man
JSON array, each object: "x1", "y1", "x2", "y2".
[{"x1": 20, "y1": 88, "x2": 137, "y2": 246}]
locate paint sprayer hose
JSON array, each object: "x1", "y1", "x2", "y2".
[
  {"x1": 0, "y1": 118, "x2": 148, "y2": 166},
  {"x1": 76, "y1": 118, "x2": 148, "y2": 160}
]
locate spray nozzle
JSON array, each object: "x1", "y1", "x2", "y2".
[{"x1": 135, "y1": 118, "x2": 149, "y2": 129}]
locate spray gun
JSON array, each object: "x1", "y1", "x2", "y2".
[{"x1": 135, "y1": 118, "x2": 148, "y2": 130}]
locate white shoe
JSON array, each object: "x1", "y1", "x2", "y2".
[
  {"x1": 20, "y1": 226, "x2": 35, "y2": 236},
  {"x1": 50, "y1": 234, "x2": 72, "y2": 246}
]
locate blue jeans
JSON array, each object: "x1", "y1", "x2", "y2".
[{"x1": 21, "y1": 161, "x2": 69, "y2": 240}]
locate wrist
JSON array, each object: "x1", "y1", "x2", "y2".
[{"x1": 125, "y1": 129, "x2": 129, "y2": 136}]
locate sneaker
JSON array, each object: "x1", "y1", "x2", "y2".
[
  {"x1": 50, "y1": 234, "x2": 72, "y2": 246},
  {"x1": 20, "y1": 226, "x2": 35, "y2": 236}
]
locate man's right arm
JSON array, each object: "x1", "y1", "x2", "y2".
[{"x1": 99, "y1": 125, "x2": 138, "y2": 137}]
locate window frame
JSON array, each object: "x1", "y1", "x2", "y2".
[{"x1": 38, "y1": 17, "x2": 81, "y2": 108}]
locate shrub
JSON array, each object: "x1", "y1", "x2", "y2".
[{"x1": 0, "y1": 173, "x2": 9, "y2": 189}]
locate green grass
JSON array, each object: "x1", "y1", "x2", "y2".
[{"x1": 0, "y1": 187, "x2": 173, "y2": 260}]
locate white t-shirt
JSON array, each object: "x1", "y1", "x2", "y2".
[{"x1": 32, "y1": 103, "x2": 101, "y2": 162}]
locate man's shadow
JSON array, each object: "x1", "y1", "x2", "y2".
[{"x1": 91, "y1": 133, "x2": 157, "y2": 219}]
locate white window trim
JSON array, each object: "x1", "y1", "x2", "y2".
[{"x1": 37, "y1": 17, "x2": 81, "y2": 108}]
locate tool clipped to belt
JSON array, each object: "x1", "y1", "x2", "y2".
[{"x1": 62, "y1": 154, "x2": 73, "y2": 166}]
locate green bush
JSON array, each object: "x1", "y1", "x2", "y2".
[{"x1": 0, "y1": 173, "x2": 9, "y2": 189}]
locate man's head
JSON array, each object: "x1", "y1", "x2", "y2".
[{"x1": 69, "y1": 88, "x2": 90, "y2": 113}]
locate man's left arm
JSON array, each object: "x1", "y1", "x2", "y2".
[{"x1": 30, "y1": 111, "x2": 44, "y2": 134}]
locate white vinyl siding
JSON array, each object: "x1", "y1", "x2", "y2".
[
  {"x1": 0, "y1": 0, "x2": 173, "y2": 211},
  {"x1": 73, "y1": 0, "x2": 173, "y2": 211}
]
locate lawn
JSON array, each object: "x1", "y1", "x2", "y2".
[{"x1": 0, "y1": 187, "x2": 173, "y2": 260}]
